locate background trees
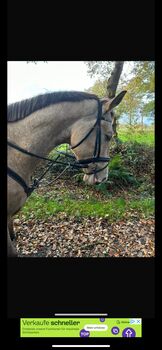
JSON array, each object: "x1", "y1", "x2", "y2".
[{"x1": 85, "y1": 61, "x2": 155, "y2": 128}]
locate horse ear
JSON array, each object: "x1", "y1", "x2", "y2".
[
  {"x1": 108, "y1": 91, "x2": 127, "y2": 111},
  {"x1": 100, "y1": 97, "x2": 111, "y2": 114},
  {"x1": 100, "y1": 91, "x2": 127, "y2": 113}
]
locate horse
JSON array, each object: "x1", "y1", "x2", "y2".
[{"x1": 7, "y1": 90, "x2": 126, "y2": 257}]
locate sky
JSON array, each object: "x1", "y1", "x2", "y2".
[
  {"x1": 7, "y1": 61, "x2": 97, "y2": 104},
  {"x1": 7, "y1": 61, "x2": 134, "y2": 104},
  {"x1": 7, "y1": 61, "x2": 153, "y2": 125}
]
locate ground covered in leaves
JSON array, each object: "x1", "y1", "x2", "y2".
[
  {"x1": 13, "y1": 177, "x2": 154, "y2": 257},
  {"x1": 14, "y1": 213, "x2": 154, "y2": 257},
  {"x1": 12, "y1": 138, "x2": 154, "y2": 257}
]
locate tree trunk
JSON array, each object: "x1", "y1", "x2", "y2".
[
  {"x1": 111, "y1": 111, "x2": 118, "y2": 138},
  {"x1": 107, "y1": 61, "x2": 124, "y2": 98},
  {"x1": 141, "y1": 114, "x2": 144, "y2": 128},
  {"x1": 107, "y1": 62, "x2": 124, "y2": 142}
]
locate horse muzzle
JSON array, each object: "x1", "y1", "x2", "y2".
[{"x1": 83, "y1": 172, "x2": 108, "y2": 185}]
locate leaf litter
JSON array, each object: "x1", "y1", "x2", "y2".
[
  {"x1": 14, "y1": 213, "x2": 154, "y2": 257},
  {"x1": 12, "y1": 174, "x2": 154, "y2": 257}
]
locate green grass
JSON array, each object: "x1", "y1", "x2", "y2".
[
  {"x1": 18, "y1": 192, "x2": 154, "y2": 221},
  {"x1": 118, "y1": 126, "x2": 154, "y2": 146}
]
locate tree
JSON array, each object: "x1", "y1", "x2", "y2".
[
  {"x1": 106, "y1": 61, "x2": 124, "y2": 98},
  {"x1": 85, "y1": 61, "x2": 125, "y2": 139},
  {"x1": 117, "y1": 61, "x2": 155, "y2": 127},
  {"x1": 85, "y1": 79, "x2": 107, "y2": 97},
  {"x1": 85, "y1": 61, "x2": 114, "y2": 79},
  {"x1": 85, "y1": 61, "x2": 155, "y2": 128},
  {"x1": 106, "y1": 62, "x2": 124, "y2": 138}
]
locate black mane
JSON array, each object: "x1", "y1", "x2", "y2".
[{"x1": 7, "y1": 91, "x2": 98, "y2": 122}]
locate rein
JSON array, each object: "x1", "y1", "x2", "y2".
[
  {"x1": 7, "y1": 143, "x2": 84, "y2": 197},
  {"x1": 7, "y1": 98, "x2": 111, "y2": 197}
]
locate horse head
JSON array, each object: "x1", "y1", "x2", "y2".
[{"x1": 71, "y1": 91, "x2": 127, "y2": 185}]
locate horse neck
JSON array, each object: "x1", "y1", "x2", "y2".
[{"x1": 7, "y1": 100, "x2": 97, "y2": 182}]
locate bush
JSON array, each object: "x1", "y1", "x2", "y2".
[
  {"x1": 110, "y1": 141, "x2": 154, "y2": 179},
  {"x1": 33, "y1": 145, "x2": 79, "y2": 178},
  {"x1": 108, "y1": 154, "x2": 138, "y2": 187},
  {"x1": 33, "y1": 141, "x2": 154, "y2": 190}
]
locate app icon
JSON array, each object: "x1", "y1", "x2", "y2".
[
  {"x1": 100, "y1": 318, "x2": 105, "y2": 322},
  {"x1": 111, "y1": 327, "x2": 120, "y2": 335},
  {"x1": 80, "y1": 329, "x2": 90, "y2": 337},
  {"x1": 122, "y1": 327, "x2": 136, "y2": 337},
  {"x1": 130, "y1": 319, "x2": 135, "y2": 324},
  {"x1": 130, "y1": 318, "x2": 141, "y2": 324},
  {"x1": 136, "y1": 319, "x2": 141, "y2": 324}
]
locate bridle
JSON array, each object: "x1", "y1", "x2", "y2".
[
  {"x1": 7, "y1": 98, "x2": 111, "y2": 197},
  {"x1": 71, "y1": 99, "x2": 110, "y2": 173}
]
